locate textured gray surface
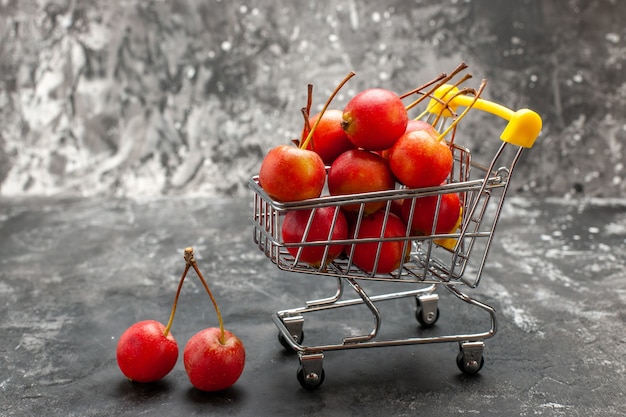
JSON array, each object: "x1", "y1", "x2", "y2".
[
  {"x1": 1, "y1": 196, "x2": 624, "y2": 416},
  {"x1": 1, "y1": 0, "x2": 625, "y2": 198}
]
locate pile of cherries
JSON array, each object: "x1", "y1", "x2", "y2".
[{"x1": 258, "y1": 66, "x2": 471, "y2": 273}]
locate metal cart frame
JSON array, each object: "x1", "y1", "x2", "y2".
[{"x1": 249, "y1": 82, "x2": 541, "y2": 389}]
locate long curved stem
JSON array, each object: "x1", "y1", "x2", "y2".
[
  {"x1": 185, "y1": 247, "x2": 226, "y2": 345},
  {"x1": 299, "y1": 71, "x2": 356, "y2": 150},
  {"x1": 403, "y1": 62, "x2": 469, "y2": 112},
  {"x1": 163, "y1": 259, "x2": 191, "y2": 337}
]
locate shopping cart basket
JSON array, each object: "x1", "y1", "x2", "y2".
[{"x1": 249, "y1": 81, "x2": 542, "y2": 389}]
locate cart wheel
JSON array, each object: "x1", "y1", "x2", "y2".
[
  {"x1": 415, "y1": 306, "x2": 439, "y2": 327},
  {"x1": 456, "y1": 350, "x2": 484, "y2": 375},
  {"x1": 297, "y1": 366, "x2": 325, "y2": 390},
  {"x1": 415, "y1": 294, "x2": 439, "y2": 327},
  {"x1": 278, "y1": 331, "x2": 304, "y2": 351}
]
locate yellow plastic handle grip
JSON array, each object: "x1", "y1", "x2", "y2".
[{"x1": 428, "y1": 84, "x2": 542, "y2": 148}]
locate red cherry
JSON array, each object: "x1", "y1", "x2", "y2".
[
  {"x1": 349, "y1": 211, "x2": 409, "y2": 274},
  {"x1": 402, "y1": 193, "x2": 461, "y2": 235},
  {"x1": 258, "y1": 145, "x2": 326, "y2": 202},
  {"x1": 281, "y1": 206, "x2": 348, "y2": 267},
  {"x1": 184, "y1": 327, "x2": 246, "y2": 392},
  {"x1": 341, "y1": 88, "x2": 408, "y2": 151},
  {"x1": 181, "y1": 248, "x2": 246, "y2": 392},
  {"x1": 303, "y1": 109, "x2": 356, "y2": 165},
  {"x1": 116, "y1": 320, "x2": 178, "y2": 383},
  {"x1": 405, "y1": 119, "x2": 438, "y2": 136},
  {"x1": 328, "y1": 149, "x2": 396, "y2": 215},
  {"x1": 388, "y1": 129, "x2": 453, "y2": 189}
]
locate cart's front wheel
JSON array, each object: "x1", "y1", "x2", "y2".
[
  {"x1": 297, "y1": 366, "x2": 325, "y2": 390},
  {"x1": 456, "y1": 349, "x2": 484, "y2": 374},
  {"x1": 278, "y1": 330, "x2": 304, "y2": 351}
]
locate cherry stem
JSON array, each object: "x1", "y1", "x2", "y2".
[
  {"x1": 301, "y1": 107, "x2": 311, "y2": 137},
  {"x1": 305, "y1": 84, "x2": 313, "y2": 120},
  {"x1": 435, "y1": 79, "x2": 488, "y2": 144},
  {"x1": 185, "y1": 247, "x2": 227, "y2": 345},
  {"x1": 299, "y1": 71, "x2": 356, "y2": 150},
  {"x1": 399, "y1": 72, "x2": 447, "y2": 100},
  {"x1": 163, "y1": 259, "x2": 191, "y2": 337},
  {"x1": 403, "y1": 62, "x2": 469, "y2": 112}
]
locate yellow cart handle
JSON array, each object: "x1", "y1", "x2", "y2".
[{"x1": 428, "y1": 84, "x2": 542, "y2": 148}]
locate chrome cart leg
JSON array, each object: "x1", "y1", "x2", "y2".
[
  {"x1": 297, "y1": 352, "x2": 325, "y2": 390},
  {"x1": 456, "y1": 341, "x2": 485, "y2": 374},
  {"x1": 416, "y1": 293, "x2": 440, "y2": 327},
  {"x1": 342, "y1": 277, "x2": 381, "y2": 344}
]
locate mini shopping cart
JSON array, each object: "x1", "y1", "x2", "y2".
[{"x1": 249, "y1": 80, "x2": 542, "y2": 389}]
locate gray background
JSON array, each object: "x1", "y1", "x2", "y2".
[
  {"x1": 1, "y1": 0, "x2": 624, "y2": 198},
  {"x1": 1, "y1": 2, "x2": 625, "y2": 416}
]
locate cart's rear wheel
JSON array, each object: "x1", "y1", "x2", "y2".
[
  {"x1": 415, "y1": 294, "x2": 439, "y2": 327},
  {"x1": 415, "y1": 306, "x2": 439, "y2": 327},
  {"x1": 297, "y1": 366, "x2": 325, "y2": 390},
  {"x1": 456, "y1": 350, "x2": 484, "y2": 374},
  {"x1": 278, "y1": 331, "x2": 304, "y2": 351}
]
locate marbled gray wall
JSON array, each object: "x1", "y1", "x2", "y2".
[{"x1": 1, "y1": 0, "x2": 624, "y2": 198}]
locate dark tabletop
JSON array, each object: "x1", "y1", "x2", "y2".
[{"x1": 1, "y1": 196, "x2": 624, "y2": 416}]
